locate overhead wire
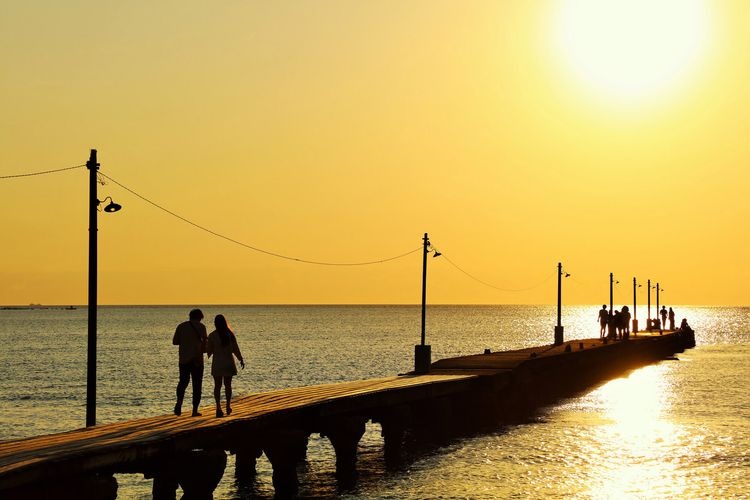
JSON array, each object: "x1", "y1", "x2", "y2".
[
  {"x1": 98, "y1": 171, "x2": 421, "y2": 266},
  {"x1": 436, "y1": 250, "x2": 556, "y2": 292},
  {"x1": 0, "y1": 162, "x2": 565, "y2": 286},
  {"x1": 0, "y1": 164, "x2": 85, "y2": 179}
]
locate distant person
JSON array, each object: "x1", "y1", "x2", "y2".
[
  {"x1": 598, "y1": 305, "x2": 608, "y2": 338},
  {"x1": 621, "y1": 305, "x2": 631, "y2": 339},
  {"x1": 173, "y1": 308, "x2": 208, "y2": 417},
  {"x1": 668, "y1": 307, "x2": 675, "y2": 330},
  {"x1": 613, "y1": 310, "x2": 622, "y2": 340},
  {"x1": 207, "y1": 314, "x2": 245, "y2": 418},
  {"x1": 660, "y1": 306, "x2": 668, "y2": 330},
  {"x1": 606, "y1": 310, "x2": 616, "y2": 340},
  {"x1": 679, "y1": 318, "x2": 694, "y2": 334}
]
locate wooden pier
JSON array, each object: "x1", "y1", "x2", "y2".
[{"x1": 0, "y1": 329, "x2": 695, "y2": 499}]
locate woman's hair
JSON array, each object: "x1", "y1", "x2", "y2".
[{"x1": 214, "y1": 314, "x2": 233, "y2": 346}]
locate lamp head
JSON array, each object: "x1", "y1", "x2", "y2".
[
  {"x1": 98, "y1": 196, "x2": 122, "y2": 213},
  {"x1": 433, "y1": 250, "x2": 442, "y2": 258},
  {"x1": 104, "y1": 201, "x2": 121, "y2": 213}
]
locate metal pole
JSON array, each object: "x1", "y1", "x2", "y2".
[
  {"x1": 656, "y1": 282, "x2": 660, "y2": 331},
  {"x1": 647, "y1": 279, "x2": 651, "y2": 329},
  {"x1": 556, "y1": 263, "x2": 562, "y2": 328},
  {"x1": 609, "y1": 273, "x2": 613, "y2": 313},
  {"x1": 420, "y1": 233, "x2": 428, "y2": 346},
  {"x1": 86, "y1": 149, "x2": 99, "y2": 427},
  {"x1": 415, "y1": 233, "x2": 432, "y2": 374},
  {"x1": 554, "y1": 262, "x2": 564, "y2": 345},
  {"x1": 633, "y1": 277, "x2": 638, "y2": 333}
]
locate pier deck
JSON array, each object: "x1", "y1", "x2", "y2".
[{"x1": 0, "y1": 330, "x2": 692, "y2": 498}]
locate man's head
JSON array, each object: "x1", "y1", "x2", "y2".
[{"x1": 189, "y1": 308, "x2": 204, "y2": 321}]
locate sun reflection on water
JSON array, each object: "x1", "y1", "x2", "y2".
[{"x1": 585, "y1": 364, "x2": 689, "y2": 498}]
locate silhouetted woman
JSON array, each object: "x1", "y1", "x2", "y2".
[
  {"x1": 207, "y1": 314, "x2": 245, "y2": 418},
  {"x1": 668, "y1": 307, "x2": 675, "y2": 330}
]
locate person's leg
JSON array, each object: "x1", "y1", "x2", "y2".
[
  {"x1": 224, "y1": 377, "x2": 233, "y2": 415},
  {"x1": 175, "y1": 363, "x2": 191, "y2": 415},
  {"x1": 190, "y1": 361, "x2": 204, "y2": 416},
  {"x1": 213, "y1": 376, "x2": 223, "y2": 417}
]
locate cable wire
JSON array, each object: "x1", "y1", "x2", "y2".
[
  {"x1": 0, "y1": 164, "x2": 85, "y2": 179},
  {"x1": 98, "y1": 171, "x2": 421, "y2": 266},
  {"x1": 438, "y1": 251, "x2": 555, "y2": 292}
]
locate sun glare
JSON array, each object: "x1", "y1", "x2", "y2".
[
  {"x1": 553, "y1": 0, "x2": 711, "y2": 104},
  {"x1": 587, "y1": 365, "x2": 684, "y2": 497}
]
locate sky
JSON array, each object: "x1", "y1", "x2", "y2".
[{"x1": 1, "y1": 1, "x2": 748, "y2": 306}]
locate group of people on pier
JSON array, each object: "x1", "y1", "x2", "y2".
[
  {"x1": 597, "y1": 304, "x2": 681, "y2": 340},
  {"x1": 172, "y1": 309, "x2": 245, "y2": 418},
  {"x1": 597, "y1": 305, "x2": 632, "y2": 340}
]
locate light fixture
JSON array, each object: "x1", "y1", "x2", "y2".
[
  {"x1": 432, "y1": 249, "x2": 442, "y2": 258},
  {"x1": 98, "y1": 196, "x2": 122, "y2": 213}
]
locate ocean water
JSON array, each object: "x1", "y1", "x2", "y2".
[{"x1": 0, "y1": 305, "x2": 748, "y2": 499}]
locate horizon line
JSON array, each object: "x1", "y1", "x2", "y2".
[{"x1": 2, "y1": 302, "x2": 745, "y2": 308}]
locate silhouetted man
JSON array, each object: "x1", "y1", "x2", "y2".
[
  {"x1": 621, "y1": 305, "x2": 631, "y2": 339},
  {"x1": 173, "y1": 308, "x2": 207, "y2": 416},
  {"x1": 597, "y1": 305, "x2": 608, "y2": 338},
  {"x1": 660, "y1": 306, "x2": 668, "y2": 331}
]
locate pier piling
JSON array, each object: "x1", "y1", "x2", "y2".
[
  {"x1": 261, "y1": 429, "x2": 309, "y2": 498},
  {"x1": 321, "y1": 417, "x2": 367, "y2": 486}
]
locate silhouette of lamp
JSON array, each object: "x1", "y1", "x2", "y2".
[
  {"x1": 632, "y1": 278, "x2": 643, "y2": 333},
  {"x1": 554, "y1": 263, "x2": 570, "y2": 345},
  {"x1": 656, "y1": 283, "x2": 663, "y2": 333},
  {"x1": 86, "y1": 150, "x2": 122, "y2": 427},
  {"x1": 99, "y1": 196, "x2": 122, "y2": 213},
  {"x1": 415, "y1": 233, "x2": 439, "y2": 374}
]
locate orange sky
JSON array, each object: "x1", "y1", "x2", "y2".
[{"x1": 1, "y1": 1, "x2": 748, "y2": 305}]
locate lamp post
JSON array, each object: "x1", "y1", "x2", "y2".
[
  {"x1": 415, "y1": 232, "x2": 437, "y2": 374},
  {"x1": 608, "y1": 273, "x2": 619, "y2": 339},
  {"x1": 647, "y1": 279, "x2": 652, "y2": 331},
  {"x1": 632, "y1": 278, "x2": 640, "y2": 334},
  {"x1": 86, "y1": 149, "x2": 121, "y2": 427},
  {"x1": 656, "y1": 282, "x2": 661, "y2": 334},
  {"x1": 554, "y1": 262, "x2": 568, "y2": 345},
  {"x1": 86, "y1": 149, "x2": 98, "y2": 427}
]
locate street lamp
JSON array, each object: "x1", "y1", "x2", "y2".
[
  {"x1": 632, "y1": 278, "x2": 642, "y2": 334},
  {"x1": 415, "y1": 232, "x2": 439, "y2": 374},
  {"x1": 647, "y1": 279, "x2": 653, "y2": 330},
  {"x1": 554, "y1": 262, "x2": 570, "y2": 345},
  {"x1": 608, "y1": 273, "x2": 619, "y2": 339},
  {"x1": 87, "y1": 149, "x2": 121, "y2": 427},
  {"x1": 656, "y1": 282, "x2": 662, "y2": 334}
]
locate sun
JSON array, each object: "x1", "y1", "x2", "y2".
[{"x1": 552, "y1": 0, "x2": 712, "y2": 104}]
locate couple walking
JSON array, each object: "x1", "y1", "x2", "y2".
[{"x1": 172, "y1": 309, "x2": 245, "y2": 418}]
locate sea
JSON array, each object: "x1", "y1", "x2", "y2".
[{"x1": 0, "y1": 305, "x2": 748, "y2": 499}]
